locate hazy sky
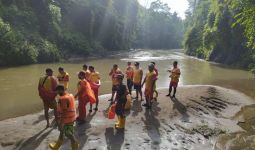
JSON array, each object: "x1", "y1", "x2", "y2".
[{"x1": 138, "y1": 0, "x2": 189, "y2": 19}]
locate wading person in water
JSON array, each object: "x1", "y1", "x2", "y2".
[
  {"x1": 133, "y1": 62, "x2": 143, "y2": 100},
  {"x1": 75, "y1": 71, "x2": 95, "y2": 124},
  {"x1": 112, "y1": 74, "x2": 128, "y2": 129},
  {"x1": 38, "y1": 68, "x2": 58, "y2": 128},
  {"x1": 49, "y1": 85, "x2": 78, "y2": 150},
  {"x1": 166, "y1": 61, "x2": 181, "y2": 98},
  {"x1": 88, "y1": 66, "x2": 101, "y2": 112},
  {"x1": 109, "y1": 64, "x2": 122, "y2": 101},
  {"x1": 57, "y1": 67, "x2": 70, "y2": 90},
  {"x1": 142, "y1": 64, "x2": 157, "y2": 109},
  {"x1": 125, "y1": 62, "x2": 134, "y2": 95}
]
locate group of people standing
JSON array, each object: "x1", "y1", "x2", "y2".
[{"x1": 37, "y1": 61, "x2": 181, "y2": 150}]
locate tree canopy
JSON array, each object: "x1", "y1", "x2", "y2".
[
  {"x1": 184, "y1": 0, "x2": 255, "y2": 70},
  {"x1": 0, "y1": 0, "x2": 184, "y2": 66}
]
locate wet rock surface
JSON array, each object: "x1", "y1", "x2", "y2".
[{"x1": 0, "y1": 85, "x2": 254, "y2": 150}]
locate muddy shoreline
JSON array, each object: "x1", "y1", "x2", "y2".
[{"x1": 0, "y1": 85, "x2": 255, "y2": 150}]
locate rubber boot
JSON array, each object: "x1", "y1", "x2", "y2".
[
  {"x1": 49, "y1": 139, "x2": 63, "y2": 150},
  {"x1": 115, "y1": 116, "x2": 120, "y2": 128},
  {"x1": 117, "y1": 117, "x2": 125, "y2": 129},
  {"x1": 72, "y1": 142, "x2": 79, "y2": 150}
]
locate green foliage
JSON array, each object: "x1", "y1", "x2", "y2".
[
  {"x1": 184, "y1": 0, "x2": 255, "y2": 69},
  {"x1": 0, "y1": 0, "x2": 184, "y2": 66},
  {"x1": 0, "y1": 17, "x2": 39, "y2": 65},
  {"x1": 32, "y1": 37, "x2": 60, "y2": 63},
  {"x1": 61, "y1": 30, "x2": 91, "y2": 55},
  {"x1": 135, "y1": 0, "x2": 184, "y2": 49},
  {"x1": 230, "y1": 0, "x2": 255, "y2": 49}
]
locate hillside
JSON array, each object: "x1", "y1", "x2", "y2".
[
  {"x1": 0, "y1": 0, "x2": 184, "y2": 66},
  {"x1": 184, "y1": 0, "x2": 255, "y2": 71}
]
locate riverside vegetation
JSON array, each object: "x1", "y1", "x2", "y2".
[{"x1": 0, "y1": 0, "x2": 183, "y2": 66}]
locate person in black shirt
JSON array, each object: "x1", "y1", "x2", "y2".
[{"x1": 112, "y1": 74, "x2": 128, "y2": 129}]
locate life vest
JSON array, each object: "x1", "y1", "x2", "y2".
[
  {"x1": 57, "y1": 72, "x2": 69, "y2": 89},
  {"x1": 88, "y1": 72, "x2": 100, "y2": 90},
  {"x1": 170, "y1": 68, "x2": 180, "y2": 82},
  {"x1": 57, "y1": 93, "x2": 76, "y2": 124},
  {"x1": 126, "y1": 66, "x2": 134, "y2": 80},
  {"x1": 133, "y1": 68, "x2": 143, "y2": 84},
  {"x1": 145, "y1": 71, "x2": 157, "y2": 90},
  {"x1": 111, "y1": 68, "x2": 122, "y2": 85},
  {"x1": 78, "y1": 80, "x2": 96, "y2": 104},
  {"x1": 38, "y1": 76, "x2": 57, "y2": 102}
]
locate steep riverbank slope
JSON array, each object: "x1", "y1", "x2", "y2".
[{"x1": 0, "y1": 85, "x2": 255, "y2": 150}]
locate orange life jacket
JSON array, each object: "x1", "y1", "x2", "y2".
[
  {"x1": 78, "y1": 80, "x2": 96, "y2": 104},
  {"x1": 57, "y1": 93, "x2": 76, "y2": 124},
  {"x1": 110, "y1": 68, "x2": 122, "y2": 85},
  {"x1": 126, "y1": 66, "x2": 134, "y2": 80},
  {"x1": 38, "y1": 76, "x2": 57, "y2": 101}
]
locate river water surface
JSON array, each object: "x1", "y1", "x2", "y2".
[{"x1": 0, "y1": 49, "x2": 255, "y2": 120}]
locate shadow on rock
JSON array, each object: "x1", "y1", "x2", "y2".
[
  {"x1": 105, "y1": 127, "x2": 125, "y2": 150},
  {"x1": 32, "y1": 110, "x2": 55, "y2": 125},
  {"x1": 131, "y1": 99, "x2": 143, "y2": 117},
  {"x1": 17, "y1": 128, "x2": 53, "y2": 150},
  {"x1": 141, "y1": 109, "x2": 161, "y2": 150},
  {"x1": 171, "y1": 97, "x2": 190, "y2": 122},
  {"x1": 76, "y1": 111, "x2": 96, "y2": 149}
]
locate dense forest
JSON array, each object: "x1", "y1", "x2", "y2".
[
  {"x1": 0, "y1": 0, "x2": 184, "y2": 66},
  {"x1": 184, "y1": 0, "x2": 255, "y2": 71}
]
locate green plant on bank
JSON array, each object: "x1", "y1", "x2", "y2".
[{"x1": 184, "y1": 0, "x2": 255, "y2": 71}]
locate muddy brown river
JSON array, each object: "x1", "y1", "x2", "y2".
[{"x1": 0, "y1": 49, "x2": 254, "y2": 120}]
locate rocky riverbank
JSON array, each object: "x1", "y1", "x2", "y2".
[{"x1": 0, "y1": 85, "x2": 255, "y2": 150}]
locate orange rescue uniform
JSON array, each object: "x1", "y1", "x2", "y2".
[
  {"x1": 88, "y1": 72, "x2": 100, "y2": 97},
  {"x1": 38, "y1": 76, "x2": 58, "y2": 108},
  {"x1": 144, "y1": 71, "x2": 157, "y2": 99},
  {"x1": 57, "y1": 93, "x2": 76, "y2": 124},
  {"x1": 170, "y1": 68, "x2": 181, "y2": 87},
  {"x1": 57, "y1": 72, "x2": 70, "y2": 90},
  {"x1": 76, "y1": 80, "x2": 96, "y2": 120}
]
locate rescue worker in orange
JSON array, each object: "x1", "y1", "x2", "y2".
[
  {"x1": 166, "y1": 61, "x2": 181, "y2": 98},
  {"x1": 125, "y1": 62, "x2": 134, "y2": 95},
  {"x1": 88, "y1": 66, "x2": 101, "y2": 112},
  {"x1": 133, "y1": 62, "x2": 143, "y2": 100},
  {"x1": 151, "y1": 62, "x2": 159, "y2": 100},
  {"x1": 75, "y1": 71, "x2": 96, "y2": 124},
  {"x1": 57, "y1": 67, "x2": 70, "y2": 90},
  {"x1": 49, "y1": 85, "x2": 78, "y2": 150},
  {"x1": 38, "y1": 68, "x2": 58, "y2": 128},
  {"x1": 142, "y1": 64, "x2": 157, "y2": 109},
  {"x1": 109, "y1": 64, "x2": 122, "y2": 101},
  {"x1": 112, "y1": 74, "x2": 128, "y2": 129}
]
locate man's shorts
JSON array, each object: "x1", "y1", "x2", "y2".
[
  {"x1": 127, "y1": 79, "x2": 133, "y2": 89},
  {"x1": 63, "y1": 123, "x2": 74, "y2": 137},
  {"x1": 43, "y1": 98, "x2": 56, "y2": 109},
  {"x1": 170, "y1": 81, "x2": 178, "y2": 88},
  {"x1": 134, "y1": 83, "x2": 142, "y2": 90}
]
